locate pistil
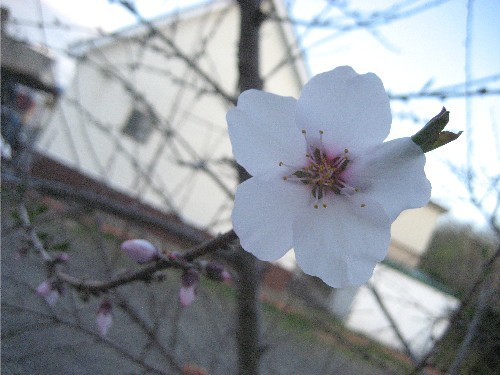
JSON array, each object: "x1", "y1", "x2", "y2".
[{"x1": 280, "y1": 130, "x2": 359, "y2": 208}]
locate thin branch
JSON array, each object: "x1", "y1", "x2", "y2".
[
  {"x1": 367, "y1": 283, "x2": 417, "y2": 363},
  {"x1": 114, "y1": 0, "x2": 236, "y2": 105},
  {"x1": 389, "y1": 87, "x2": 500, "y2": 101},
  {"x1": 5, "y1": 171, "x2": 237, "y2": 294},
  {"x1": 447, "y1": 276, "x2": 498, "y2": 375},
  {"x1": 410, "y1": 242, "x2": 500, "y2": 373},
  {"x1": 2, "y1": 301, "x2": 169, "y2": 374},
  {"x1": 264, "y1": 0, "x2": 451, "y2": 80},
  {"x1": 17, "y1": 204, "x2": 53, "y2": 263},
  {"x1": 3, "y1": 172, "x2": 209, "y2": 245},
  {"x1": 56, "y1": 229, "x2": 236, "y2": 294}
]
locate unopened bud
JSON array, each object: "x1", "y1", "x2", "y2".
[
  {"x1": 14, "y1": 247, "x2": 29, "y2": 261},
  {"x1": 55, "y1": 253, "x2": 70, "y2": 263},
  {"x1": 168, "y1": 252, "x2": 181, "y2": 261},
  {"x1": 36, "y1": 278, "x2": 62, "y2": 306},
  {"x1": 179, "y1": 269, "x2": 199, "y2": 307},
  {"x1": 96, "y1": 299, "x2": 113, "y2": 337},
  {"x1": 121, "y1": 239, "x2": 159, "y2": 264},
  {"x1": 411, "y1": 107, "x2": 462, "y2": 152},
  {"x1": 182, "y1": 363, "x2": 208, "y2": 375}
]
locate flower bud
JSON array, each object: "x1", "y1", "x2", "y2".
[
  {"x1": 96, "y1": 299, "x2": 113, "y2": 337},
  {"x1": 204, "y1": 261, "x2": 231, "y2": 283},
  {"x1": 14, "y1": 247, "x2": 29, "y2": 261},
  {"x1": 179, "y1": 269, "x2": 199, "y2": 307},
  {"x1": 36, "y1": 278, "x2": 62, "y2": 306},
  {"x1": 120, "y1": 239, "x2": 159, "y2": 264},
  {"x1": 55, "y1": 252, "x2": 70, "y2": 263},
  {"x1": 182, "y1": 363, "x2": 208, "y2": 375}
]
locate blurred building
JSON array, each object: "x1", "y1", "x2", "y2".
[
  {"x1": 388, "y1": 202, "x2": 447, "y2": 267},
  {"x1": 33, "y1": 0, "x2": 308, "y2": 232},
  {"x1": 1, "y1": 7, "x2": 60, "y2": 157}
]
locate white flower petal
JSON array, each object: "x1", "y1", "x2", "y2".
[
  {"x1": 296, "y1": 66, "x2": 391, "y2": 152},
  {"x1": 350, "y1": 137, "x2": 431, "y2": 222},
  {"x1": 232, "y1": 175, "x2": 309, "y2": 261},
  {"x1": 292, "y1": 196, "x2": 391, "y2": 288},
  {"x1": 227, "y1": 90, "x2": 307, "y2": 176}
]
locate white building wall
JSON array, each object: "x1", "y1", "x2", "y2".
[
  {"x1": 340, "y1": 264, "x2": 459, "y2": 359},
  {"x1": 36, "y1": 1, "x2": 306, "y2": 231}
]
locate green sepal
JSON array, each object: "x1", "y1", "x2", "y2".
[
  {"x1": 411, "y1": 107, "x2": 462, "y2": 153},
  {"x1": 422, "y1": 130, "x2": 463, "y2": 152}
]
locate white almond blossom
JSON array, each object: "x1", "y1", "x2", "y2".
[{"x1": 227, "y1": 66, "x2": 431, "y2": 288}]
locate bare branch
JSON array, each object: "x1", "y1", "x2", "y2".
[
  {"x1": 367, "y1": 283, "x2": 417, "y2": 363},
  {"x1": 447, "y1": 275, "x2": 498, "y2": 375}
]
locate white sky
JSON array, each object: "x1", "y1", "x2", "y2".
[{"x1": 3, "y1": 0, "x2": 499, "y2": 229}]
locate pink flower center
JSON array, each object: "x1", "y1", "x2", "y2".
[{"x1": 281, "y1": 130, "x2": 360, "y2": 209}]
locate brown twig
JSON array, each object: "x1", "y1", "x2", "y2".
[{"x1": 56, "y1": 229, "x2": 237, "y2": 294}]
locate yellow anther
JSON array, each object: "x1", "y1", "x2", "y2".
[
  {"x1": 322, "y1": 203, "x2": 327, "y2": 208},
  {"x1": 319, "y1": 130, "x2": 324, "y2": 134},
  {"x1": 314, "y1": 204, "x2": 319, "y2": 209}
]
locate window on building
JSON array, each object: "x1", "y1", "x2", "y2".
[{"x1": 122, "y1": 108, "x2": 153, "y2": 143}]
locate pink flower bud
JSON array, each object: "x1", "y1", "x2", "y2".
[
  {"x1": 168, "y1": 253, "x2": 179, "y2": 262},
  {"x1": 121, "y1": 239, "x2": 159, "y2": 264},
  {"x1": 14, "y1": 247, "x2": 29, "y2": 261},
  {"x1": 182, "y1": 363, "x2": 208, "y2": 375},
  {"x1": 96, "y1": 299, "x2": 113, "y2": 337},
  {"x1": 179, "y1": 269, "x2": 199, "y2": 307},
  {"x1": 204, "y1": 261, "x2": 231, "y2": 282},
  {"x1": 36, "y1": 279, "x2": 61, "y2": 306},
  {"x1": 55, "y1": 253, "x2": 70, "y2": 263}
]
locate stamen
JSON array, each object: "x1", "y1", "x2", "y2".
[
  {"x1": 283, "y1": 130, "x2": 358, "y2": 209},
  {"x1": 360, "y1": 204, "x2": 366, "y2": 208}
]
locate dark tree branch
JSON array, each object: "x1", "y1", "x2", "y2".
[
  {"x1": 56, "y1": 229, "x2": 236, "y2": 294},
  {"x1": 2, "y1": 172, "x2": 208, "y2": 245},
  {"x1": 231, "y1": 1, "x2": 265, "y2": 374}
]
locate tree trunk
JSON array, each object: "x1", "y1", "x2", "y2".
[{"x1": 233, "y1": 1, "x2": 265, "y2": 374}]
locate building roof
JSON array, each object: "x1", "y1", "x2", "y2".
[{"x1": 68, "y1": 0, "x2": 308, "y2": 88}]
